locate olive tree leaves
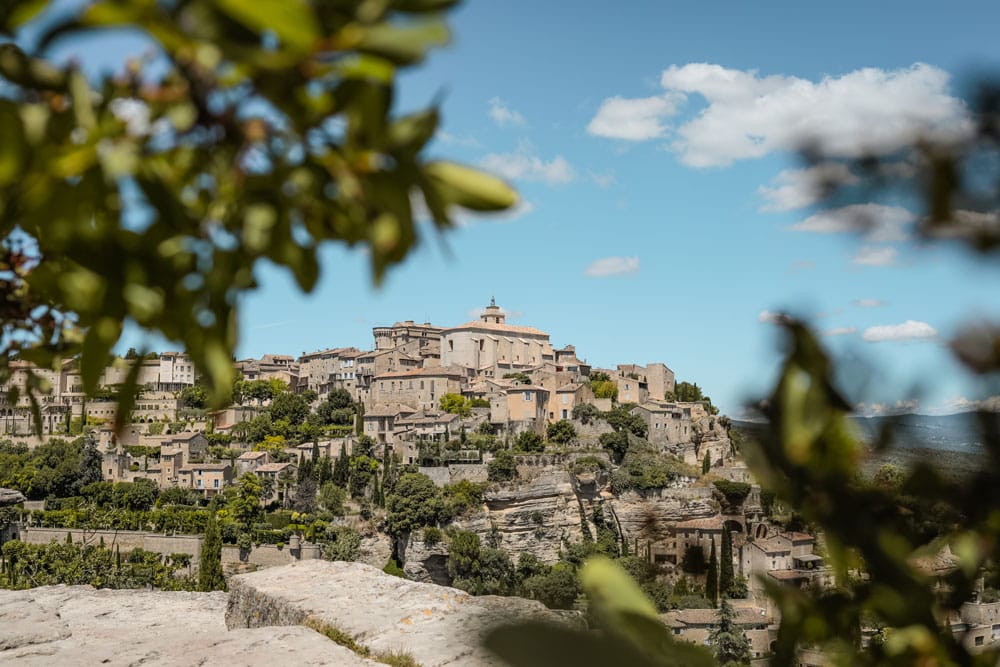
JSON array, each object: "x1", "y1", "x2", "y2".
[{"x1": 0, "y1": 0, "x2": 517, "y2": 415}]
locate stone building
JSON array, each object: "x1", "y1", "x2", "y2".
[
  {"x1": 440, "y1": 299, "x2": 554, "y2": 378},
  {"x1": 617, "y1": 362, "x2": 676, "y2": 401},
  {"x1": 296, "y1": 347, "x2": 362, "y2": 395},
  {"x1": 663, "y1": 605, "x2": 773, "y2": 660},
  {"x1": 369, "y1": 367, "x2": 466, "y2": 411}
]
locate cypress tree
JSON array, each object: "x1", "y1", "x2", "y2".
[
  {"x1": 702, "y1": 450, "x2": 711, "y2": 475},
  {"x1": 311, "y1": 440, "x2": 320, "y2": 462},
  {"x1": 709, "y1": 598, "x2": 751, "y2": 665},
  {"x1": 706, "y1": 538, "x2": 718, "y2": 607},
  {"x1": 720, "y1": 527, "x2": 734, "y2": 599},
  {"x1": 333, "y1": 445, "x2": 349, "y2": 486},
  {"x1": 199, "y1": 500, "x2": 225, "y2": 591}
]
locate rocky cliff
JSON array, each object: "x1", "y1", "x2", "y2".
[{"x1": 0, "y1": 560, "x2": 578, "y2": 666}]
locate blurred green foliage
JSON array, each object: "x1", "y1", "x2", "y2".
[{"x1": 0, "y1": 0, "x2": 516, "y2": 424}]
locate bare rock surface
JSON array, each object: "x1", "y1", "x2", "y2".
[
  {"x1": 226, "y1": 559, "x2": 582, "y2": 666},
  {"x1": 0, "y1": 488, "x2": 25, "y2": 506},
  {"x1": 0, "y1": 585, "x2": 374, "y2": 666}
]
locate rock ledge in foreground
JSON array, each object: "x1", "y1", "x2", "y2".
[{"x1": 226, "y1": 559, "x2": 583, "y2": 667}]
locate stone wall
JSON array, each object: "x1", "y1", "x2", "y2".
[
  {"x1": 17, "y1": 526, "x2": 203, "y2": 564},
  {"x1": 418, "y1": 463, "x2": 489, "y2": 487}
]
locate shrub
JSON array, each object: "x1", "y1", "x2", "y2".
[
  {"x1": 546, "y1": 420, "x2": 576, "y2": 444},
  {"x1": 423, "y1": 526, "x2": 442, "y2": 546},
  {"x1": 383, "y1": 558, "x2": 406, "y2": 578},
  {"x1": 514, "y1": 431, "x2": 544, "y2": 453},
  {"x1": 442, "y1": 480, "x2": 485, "y2": 518},
  {"x1": 572, "y1": 403, "x2": 600, "y2": 425},
  {"x1": 713, "y1": 480, "x2": 752, "y2": 510},
  {"x1": 385, "y1": 473, "x2": 444, "y2": 536},
  {"x1": 487, "y1": 451, "x2": 517, "y2": 482}
]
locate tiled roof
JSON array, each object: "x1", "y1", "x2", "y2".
[
  {"x1": 375, "y1": 366, "x2": 466, "y2": 379},
  {"x1": 673, "y1": 516, "x2": 725, "y2": 531},
  {"x1": 237, "y1": 451, "x2": 267, "y2": 460},
  {"x1": 663, "y1": 607, "x2": 769, "y2": 627},
  {"x1": 442, "y1": 320, "x2": 549, "y2": 337},
  {"x1": 256, "y1": 462, "x2": 294, "y2": 473},
  {"x1": 505, "y1": 385, "x2": 549, "y2": 393},
  {"x1": 557, "y1": 383, "x2": 586, "y2": 392},
  {"x1": 366, "y1": 403, "x2": 418, "y2": 417}
]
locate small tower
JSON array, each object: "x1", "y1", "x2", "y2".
[{"x1": 481, "y1": 297, "x2": 505, "y2": 325}]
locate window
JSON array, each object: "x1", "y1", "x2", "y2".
[
  {"x1": 524, "y1": 392, "x2": 532, "y2": 401},
  {"x1": 479, "y1": 339, "x2": 484, "y2": 351},
  {"x1": 561, "y1": 395, "x2": 568, "y2": 405},
  {"x1": 976, "y1": 636, "x2": 984, "y2": 646},
  {"x1": 449, "y1": 340, "x2": 454, "y2": 351},
  {"x1": 213, "y1": 479, "x2": 219, "y2": 488},
  {"x1": 420, "y1": 381, "x2": 424, "y2": 390}
]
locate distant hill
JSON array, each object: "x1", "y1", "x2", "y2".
[
  {"x1": 736, "y1": 412, "x2": 985, "y2": 451},
  {"x1": 733, "y1": 411, "x2": 989, "y2": 477}
]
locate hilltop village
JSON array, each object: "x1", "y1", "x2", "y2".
[{"x1": 2, "y1": 300, "x2": 998, "y2": 661}]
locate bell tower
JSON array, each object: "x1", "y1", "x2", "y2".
[{"x1": 481, "y1": 297, "x2": 505, "y2": 325}]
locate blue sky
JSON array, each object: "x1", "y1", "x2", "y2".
[{"x1": 54, "y1": 0, "x2": 1000, "y2": 416}]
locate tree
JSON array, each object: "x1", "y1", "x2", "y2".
[
  {"x1": 487, "y1": 450, "x2": 518, "y2": 482},
  {"x1": 702, "y1": 450, "x2": 711, "y2": 475},
  {"x1": 599, "y1": 430, "x2": 630, "y2": 464},
  {"x1": 439, "y1": 393, "x2": 471, "y2": 416},
  {"x1": 709, "y1": 599, "x2": 751, "y2": 667},
  {"x1": 318, "y1": 482, "x2": 347, "y2": 516},
  {"x1": 572, "y1": 403, "x2": 600, "y2": 425},
  {"x1": 514, "y1": 431, "x2": 544, "y2": 453},
  {"x1": 546, "y1": 420, "x2": 576, "y2": 444},
  {"x1": 385, "y1": 472, "x2": 443, "y2": 536},
  {"x1": 75, "y1": 434, "x2": 104, "y2": 493},
  {"x1": 269, "y1": 392, "x2": 310, "y2": 427},
  {"x1": 199, "y1": 501, "x2": 225, "y2": 592},
  {"x1": 674, "y1": 382, "x2": 704, "y2": 403},
  {"x1": 706, "y1": 538, "x2": 718, "y2": 607},
  {"x1": 332, "y1": 446, "x2": 350, "y2": 487},
  {"x1": 1, "y1": 0, "x2": 515, "y2": 422},
  {"x1": 719, "y1": 528, "x2": 734, "y2": 600},
  {"x1": 681, "y1": 544, "x2": 707, "y2": 575},
  {"x1": 230, "y1": 474, "x2": 264, "y2": 527},
  {"x1": 290, "y1": 476, "x2": 318, "y2": 513},
  {"x1": 179, "y1": 385, "x2": 208, "y2": 409}
]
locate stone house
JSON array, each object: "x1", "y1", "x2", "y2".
[
  {"x1": 617, "y1": 363, "x2": 676, "y2": 401},
  {"x1": 236, "y1": 450, "x2": 269, "y2": 476},
  {"x1": 369, "y1": 367, "x2": 466, "y2": 411},
  {"x1": 363, "y1": 403, "x2": 417, "y2": 448},
  {"x1": 660, "y1": 515, "x2": 726, "y2": 566},
  {"x1": 255, "y1": 462, "x2": 298, "y2": 504},
  {"x1": 296, "y1": 347, "x2": 361, "y2": 395},
  {"x1": 177, "y1": 463, "x2": 233, "y2": 496},
  {"x1": 490, "y1": 385, "x2": 550, "y2": 435},
  {"x1": 662, "y1": 605, "x2": 773, "y2": 659},
  {"x1": 553, "y1": 383, "x2": 594, "y2": 421}
]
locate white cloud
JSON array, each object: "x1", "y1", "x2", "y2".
[
  {"x1": 824, "y1": 326, "x2": 857, "y2": 337},
  {"x1": 855, "y1": 398, "x2": 921, "y2": 416},
  {"x1": 479, "y1": 143, "x2": 575, "y2": 185},
  {"x1": 585, "y1": 256, "x2": 640, "y2": 277},
  {"x1": 589, "y1": 170, "x2": 616, "y2": 188},
  {"x1": 862, "y1": 320, "x2": 938, "y2": 342},
  {"x1": 759, "y1": 163, "x2": 858, "y2": 212},
  {"x1": 586, "y1": 95, "x2": 680, "y2": 141},
  {"x1": 854, "y1": 298, "x2": 886, "y2": 308},
  {"x1": 436, "y1": 131, "x2": 482, "y2": 148},
  {"x1": 789, "y1": 204, "x2": 914, "y2": 242},
  {"x1": 654, "y1": 62, "x2": 968, "y2": 167},
  {"x1": 488, "y1": 97, "x2": 526, "y2": 127},
  {"x1": 852, "y1": 245, "x2": 898, "y2": 267},
  {"x1": 925, "y1": 395, "x2": 1000, "y2": 415}
]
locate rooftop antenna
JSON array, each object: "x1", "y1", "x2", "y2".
[{"x1": 490, "y1": 295, "x2": 496, "y2": 307}]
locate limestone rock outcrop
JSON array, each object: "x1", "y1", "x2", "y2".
[
  {"x1": 607, "y1": 487, "x2": 718, "y2": 546},
  {"x1": 455, "y1": 468, "x2": 585, "y2": 563},
  {"x1": 226, "y1": 559, "x2": 583, "y2": 666},
  {"x1": 0, "y1": 487, "x2": 25, "y2": 506},
  {"x1": 0, "y1": 585, "x2": 374, "y2": 665}
]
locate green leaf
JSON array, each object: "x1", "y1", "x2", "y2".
[
  {"x1": 113, "y1": 353, "x2": 145, "y2": 436},
  {"x1": 387, "y1": 108, "x2": 439, "y2": 152},
  {"x1": 483, "y1": 622, "x2": 664, "y2": 667},
  {"x1": 355, "y1": 19, "x2": 450, "y2": 65},
  {"x1": 0, "y1": 101, "x2": 25, "y2": 186},
  {"x1": 80, "y1": 317, "x2": 122, "y2": 395},
  {"x1": 424, "y1": 161, "x2": 518, "y2": 212},
  {"x1": 0, "y1": 0, "x2": 47, "y2": 33},
  {"x1": 214, "y1": 0, "x2": 318, "y2": 55}
]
